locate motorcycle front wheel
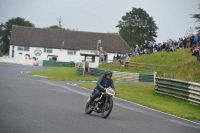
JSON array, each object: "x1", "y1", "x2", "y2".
[
  {"x1": 101, "y1": 98, "x2": 113, "y2": 118},
  {"x1": 85, "y1": 97, "x2": 93, "y2": 114}
]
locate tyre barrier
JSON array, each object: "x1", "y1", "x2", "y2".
[
  {"x1": 43, "y1": 60, "x2": 75, "y2": 67},
  {"x1": 88, "y1": 67, "x2": 154, "y2": 82},
  {"x1": 77, "y1": 68, "x2": 84, "y2": 76},
  {"x1": 155, "y1": 77, "x2": 200, "y2": 105}
]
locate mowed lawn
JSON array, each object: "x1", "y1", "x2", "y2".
[
  {"x1": 78, "y1": 84, "x2": 200, "y2": 121},
  {"x1": 29, "y1": 67, "x2": 98, "y2": 81}
]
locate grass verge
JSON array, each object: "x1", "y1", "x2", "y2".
[
  {"x1": 156, "y1": 61, "x2": 200, "y2": 83},
  {"x1": 99, "y1": 63, "x2": 154, "y2": 74},
  {"x1": 78, "y1": 84, "x2": 200, "y2": 121},
  {"x1": 28, "y1": 67, "x2": 98, "y2": 81}
]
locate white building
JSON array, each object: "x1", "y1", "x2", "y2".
[{"x1": 10, "y1": 26, "x2": 131, "y2": 68}]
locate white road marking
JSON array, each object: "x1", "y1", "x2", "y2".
[{"x1": 170, "y1": 120, "x2": 200, "y2": 129}]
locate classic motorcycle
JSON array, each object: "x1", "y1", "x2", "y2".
[{"x1": 85, "y1": 88, "x2": 115, "y2": 118}]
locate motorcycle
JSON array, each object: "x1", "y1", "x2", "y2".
[{"x1": 85, "y1": 88, "x2": 115, "y2": 118}]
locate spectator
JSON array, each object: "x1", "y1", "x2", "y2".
[
  {"x1": 125, "y1": 53, "x2": 130, "y2": 69},
  {"x1": 140, "y1": 45, "x2": 144, "y2": 55},
  {"x1": 162, "y1": 42, "x2": 166, "y2": 50},
  {"x1": 192, "y1": 42, "x2": 200, "y2": 56},
  {"x1": 198, "y1": 33, "x2": 200, "y2": 43},
  {"x1": 100, "y1": 52, "x2": 104, "y2": 63},
  {"x1": 191, "y1": 44, "x2": 196, "y2": 53},
  {"x1": 178, "y1": 38, "x2": 182, "y2": 48},
  {"x1": 113, "y1": 53, "x2": 117, "y2": 60},
  {"x1": 103, "y1": 51, "x2": 107, "y2": 62},
  {"x1": 192, "y1": 42, "x2": 200, "y2": 63},
  {"x1": 157, "y1": 43, "x2": 161, "y2": 51},
  {"x1": 168, "y1": 39, "x2": 172, "y2": 48},
  {"x1": 116, "y1": 54, "x2": 120, "y2": 60},
  {"x1": 150, "y1": 43, "x2": 153, "y2": 53},
  {"x1": 129, "y1": 49, "x2": 134, "y2": 57},
  {"x1": 183, "y1": 37, "x2": 187, "y2": 48},
  {"x1": 119, "y1": 54, "x2": 125, "y2": 68},
  {"x1": 135, "y1": 45, "x2": 139, "y2": 56},
  {"x1": 190, "y1": 34, "x2": 194, "y2": 48},
  {"x1": 194, "y1": 34, "x2": 199, "y2": 47}
]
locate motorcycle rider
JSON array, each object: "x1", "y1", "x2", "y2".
[{"x1": 89, "y1": 70, "x2": 115, "y2": 106}]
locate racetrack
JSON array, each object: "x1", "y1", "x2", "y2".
[{"x1": 0, "y1": 64, "x2": 199, "y2": 133}]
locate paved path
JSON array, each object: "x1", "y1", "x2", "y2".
[{"x1": 0, "y1": 64, "x2": 199, "y2": 133}]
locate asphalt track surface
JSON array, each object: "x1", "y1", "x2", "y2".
[{"x1": 0, "y1": 64, "x2": 200, "y2": 133}]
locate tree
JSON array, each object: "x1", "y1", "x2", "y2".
[
  {"x1": 116, "y1": 7, "x2": 158, "y2": 48},
  {"x1": 48, "y1": 25, "x2": 71, "y2": 31},
  {"x1": 48, "y1": 25, "x2": 63, "y2": 29},
  {"x1": 191, "y1": 5, "x2": 200, "y2": 32},
  {"x1": 0, "y1": 17, "x2": 34, "y2": 54}
]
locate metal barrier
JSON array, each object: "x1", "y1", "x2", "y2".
[
  {"x1": 43, "y1": 60, "x2": 75, "y2": 67},
  {"x1": 89, "y1": 67, "x2": 154, "y2": 82},
  {"x1": 139, "y1": 74, "x2": 154, "y2": 82},
  {"x1": 155, "y1": 77, "x2": 200, "y2": 105}
]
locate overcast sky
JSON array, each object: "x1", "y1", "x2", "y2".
[{"x1": 0, "y1": 0, "x2": 199, "y2": 43}]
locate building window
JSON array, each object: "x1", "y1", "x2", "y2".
[
  {"x1": 17, "y1": 46, "x2": 30, "y2": 51},
  {"x1": 18, "y1": 46, "x2": 24, "y2": 51},
  {"x1": 68, "y1": 50, "x2": 76, "y2": 55},
  {"x1": 44, "y1": 48, "x2": 52, "y2": 53},
  {"x1": 24, "y1": 46, "x2": 30, "y2": 51}
]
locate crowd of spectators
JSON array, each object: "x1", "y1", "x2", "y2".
[
  {"x1": 133, "y1": 33, "x2": 200, "y2": 62},
  {"x1": 112, "y1": 33, "x2": 200, "y2": 67}
]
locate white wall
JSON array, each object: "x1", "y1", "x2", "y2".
[
  {"x1": 88, "y1": 56, "x2": 99, "y2": 68},
  {"x1": 9, "y1": 45, "x2": 80, "y2": 63},
  {"x1": 107, "y1": 53, "x2": 115, "y2": 62}
]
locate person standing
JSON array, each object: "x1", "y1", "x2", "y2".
[
  {"x1": 190, "y1": 34, "x2": 194, "y2": 48},
  {"x1": 140, "y1": 45, "x2": 143, "y2": 54},
  {"x1": 119, "y1": 54, "x2": 125, "y2": 68},
  {"x1": 135, "y1": 45, "x2": 139, "y2": 55},
  {"x1": 125, "y1": 53, "x2": 130, "y2": 69},
  {"x1": 194, "y1": 34, "x2": 199, "y2": 47},
  {"x1": 183, "y1": 37, "x2": 187, "y2": 48},
  {"x1": 100, "y1": 52, "x2": 104, "y2": 63}
]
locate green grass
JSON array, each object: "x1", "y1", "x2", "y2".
[
  {"x1": 78, "y1": 84, "x2": 200, "y2": 121},
  {"x1": 99, "y1": 63, "x2": 154, "y2": 74},
  {"x1": 131, "y1": 49, "x2": 196, "y2": 65},
  {"x1": 29, "y1": 67, "x2": 98, "y2": 81},
  {"x1": 157, "y1": 61, "x2": 200, "y2": 83}
]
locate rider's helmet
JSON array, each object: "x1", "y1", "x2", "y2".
[{"x1": 104, "y1": 70, "x2": 112, "y2": 77}]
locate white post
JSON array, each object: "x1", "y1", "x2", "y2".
[
  {"x1": 82, "y1": 62, "x2": 85, "y2": 76},
  {"x1": 154, "y1": 72, "x2": 157, "y2": 85}
]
